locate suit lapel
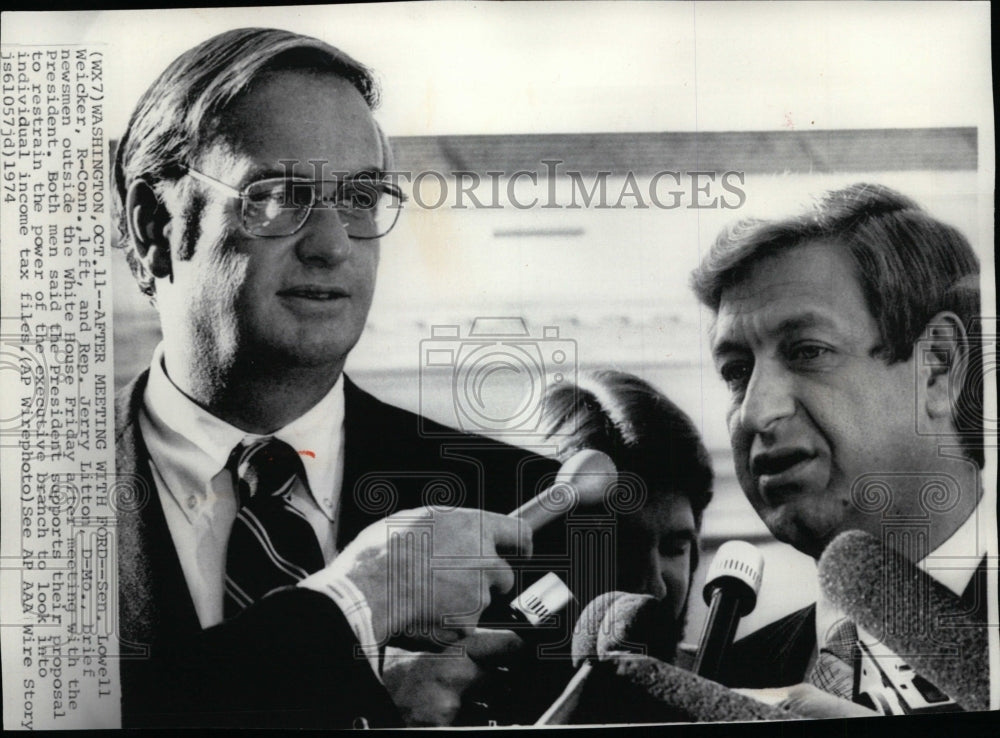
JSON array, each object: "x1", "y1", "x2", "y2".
[
  {"x1": 116, "y1": 371, "x2": 201, "y2": 654},
  {"x1": 338, "y1": 375, "x2": 557, "y2": 548},
  {"x1": 720, "y1": 604, "x2": 817, "y2": 688},
  {"x1": 338, "y1": 377, "x2": 410, "y2": 548},
  {"x1": 960, "y1": 556, "x2": 989, "y2": 622},
  {"x1": 119, "y1": 372, "x2": 416, "y2": 628}
]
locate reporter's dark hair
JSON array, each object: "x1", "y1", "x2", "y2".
[
  {"x1": 691, "y1": 182, "x2": 983, "y2": 467},
  {"x1": 112, "y1": 27, "x2": 381, "y2": 298},
  {"x1": 541, "y1": 370, "x2": 714, "y2": 533}
]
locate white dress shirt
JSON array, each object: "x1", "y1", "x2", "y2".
[{"x1": 139, "y1": 343, "x2": 347, "y2": 628}]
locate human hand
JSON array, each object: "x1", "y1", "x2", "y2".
[
  {"x1": 328, "y1": 506, "x2": 532, "y2": 649},
  {"x1": 778, "y1": 683, "x2": 879, "y2": 718},
  {"x1": 382, "y1": 628, "x2": 524, "y2": 726}
]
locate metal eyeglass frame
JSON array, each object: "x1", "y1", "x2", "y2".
[{"x1": 184, "y1": 166, "x2": 405, "y2": 239}]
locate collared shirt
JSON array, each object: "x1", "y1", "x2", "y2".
[
  {"x1": 917, "y1": 486, "x2": 993, "y2": 597},
  {"x1": 139, "y1": 343, "x2": 346, "y2": 628}
]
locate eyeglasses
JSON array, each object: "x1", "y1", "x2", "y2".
[{"x1": 185, "y1": 166, "x2": 406, "y2": 239}]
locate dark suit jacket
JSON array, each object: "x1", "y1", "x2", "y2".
[
  {"x1": 115, "y1": 370, "x2": 556, "y2": 728},
  {"x1": 716, "y1": 558, "x2": 989, "y2": 690}
]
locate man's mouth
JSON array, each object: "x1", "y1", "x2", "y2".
[
  {"x1": 277, "y1": 285, "x2": 349, "y2": 300},
  {"x1": 750, "y1": 448, "x2": 819, "y2": 501}
]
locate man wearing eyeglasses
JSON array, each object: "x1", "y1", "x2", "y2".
[{"x1": 112, "y1": 28, "x2": 551, "y2": 728}]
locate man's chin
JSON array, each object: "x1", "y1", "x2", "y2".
[
  {"x1": 763, "y1": 510, "x2": 838, "y2": 560},
  {"x1": 256, "y1": 334, "x2": 360, "y2": 370}
]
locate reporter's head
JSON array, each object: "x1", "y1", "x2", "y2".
[{"x1": 541, "y1": 370, "x2": 713, "y2": 622}]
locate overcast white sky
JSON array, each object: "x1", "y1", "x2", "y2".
[{"x1": 2, "y1": 2, "x2": 993, "y2": 139}]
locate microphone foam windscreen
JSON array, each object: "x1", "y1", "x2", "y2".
[
  {"x1": 571, "y1": 591, "x2": 630, "y2": 668},
  {"x1": 595, "y1": 592, "x2": 662, "y2": 659},
  {"x1": 593, "y1": 654, "x2": 799, "y2": 723},
  {"x1": 818, "y1": 529, "x2": 989, "y2": 711}
]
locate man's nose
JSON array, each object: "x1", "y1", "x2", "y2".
[
  {"x1": 294, "y1": 207, "x2": 354, "y2": 266},
  {"x1": 738, "y1": 361, "x2": 796, "y2": 435},
  {"x1": 634, "y1": 553, "x2": 668, "y2": 601}
]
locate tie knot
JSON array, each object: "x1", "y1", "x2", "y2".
[{"x1": 228, "y1": 438, "x2": 304, "y2": 504}]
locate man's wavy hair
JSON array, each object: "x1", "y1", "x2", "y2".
[
  {"x1": 691, "y1": 183, "x2": 983, "y2": 467},
  {"x1": 112, "y1": 27, "x2": 381, "y2": 298}
]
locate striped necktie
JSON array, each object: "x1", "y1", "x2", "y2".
[{"x1": 224, "y1": 437, "x2": 325, "y2": 618}]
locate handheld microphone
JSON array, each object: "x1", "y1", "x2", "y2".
[
  {"x1": 465, "y1": 452, "x2": 614, "y2": 727},
  {"x1": 570, "y1": 590, "x2": 628, "y2": 667},
  {"x1": 568, "y1": 590, "x2": 674, "y2": 667},
  {"x1": 818, "y1": 529, "x2": 989, "y2": 712},
  {"x1": 595, "y1": 653, "x2": 800, "y2": 723},
  {"x1": 595, "y1": 591, "x2": 679, "y2": 664},
  {"x1": 509, "y1": 449, "x2": 617, "y2": 531},
  {"x1": 459, "y1": 573, "x2": 576, "y2": 725},
  {"x1": 692, "y1": 540, "x2": 764, "y2": 681},
  {"x1": 486, "y1": 448, "x2": 615, "y2": 670},
  {"x1": 507, "y1": 572, "x2": 576, "y2": 643}
]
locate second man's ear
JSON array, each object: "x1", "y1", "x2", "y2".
[
  {"x1": 918, "y1": 311, "x2": 970, "y2": 423},
  {"x1": 125, "y1": 178, "x2": 173, "y2": 279}
]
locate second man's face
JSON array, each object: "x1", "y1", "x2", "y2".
[
  {"x1": 711, "y1": 242, "x2": 933, "y2": 559},
  {"x1": 157, "y1": 70, "x2": 384, "y2": 376}
]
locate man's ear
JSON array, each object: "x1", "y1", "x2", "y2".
[
  {"x1": 917, "y1": 311, "x2": 969, "y2": 424},
  {"x1": 125, "y1": 178, "x2": 173, "y2": 279}
]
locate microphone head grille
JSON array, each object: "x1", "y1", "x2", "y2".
[
  {"x1": 512, "y1": 572, "x2": 574, "y2": 626},
  {"x1": 559, "y1": 449, "x2": 619, "y2": 508},
  {"x1": 704, "y1": 540, "x2": 764, "y2": 601}
]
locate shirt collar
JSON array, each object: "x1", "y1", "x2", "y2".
[
  {"x1": 142, "y1": 343, "x2": 345, "y2": 522},
  {"x1": 917, "y1": 485, "x2": 991, "y2": 596},
  {"x1": 269, "y1": 371, "x2": 345, "y2": 516}
]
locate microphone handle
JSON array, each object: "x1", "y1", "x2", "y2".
[
  {"x1": 535, "y1": 661, "x2": 593, "y2": 725},
  {"x1": 692, "y1": 586, "x2": 741, "y2": 681},
  {"x1": 509, "y1": 494, "x2": 557, "y2": 531}
]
